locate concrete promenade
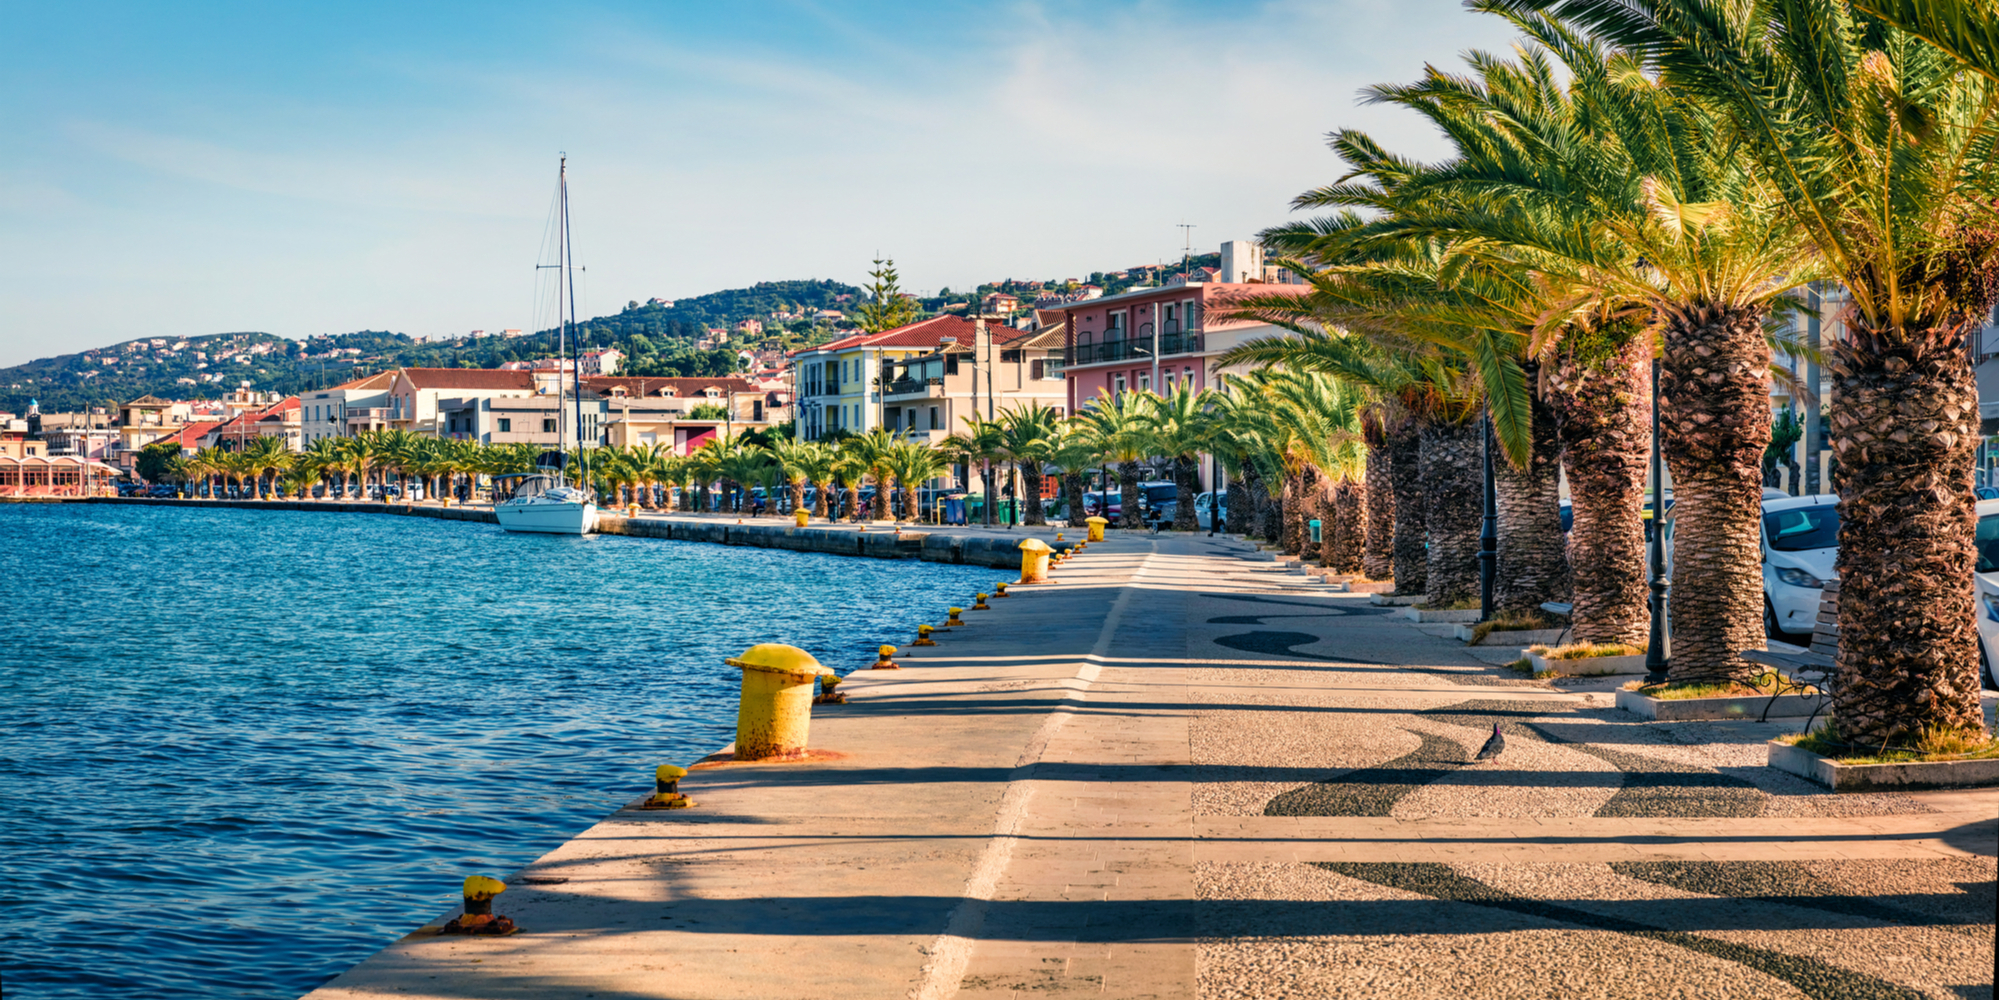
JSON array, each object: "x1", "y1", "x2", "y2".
[{"x1": 300, "y1": 532, "x2": 1993, "y2": 1000}]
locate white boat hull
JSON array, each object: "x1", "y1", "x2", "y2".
[{"x1": 495, "y1": 499, "x2": 599, "y2": 535}]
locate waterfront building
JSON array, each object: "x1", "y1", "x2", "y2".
[
  {"x1": 298, "y1": 371, "x2": 396, "y2": 444},
  {"x1": 387, "y1": 368, "x2": 538, "y2": 440},
  {"x1": 38, "y1": 409, "x2": 118, "y2": 461},
  {"x1": 877, "y1": 325, "x2": 1067, "y2": 444},
  {"x1": 588, "y1": 376, "x2": 781, "y2": 454},
  {"x1": 1050, "y1": 273, "x2": 1306, "y2": 413},
  {"x1": 203, "y1": 397, "x2": 301, "y2": 452},
  {"x1": 791, "y1": 315, "x2": 1059, "y2": 442}
]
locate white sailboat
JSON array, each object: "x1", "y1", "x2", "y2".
[{"x1": 496, "y1": 156, "x2": 599, "y2": 536}]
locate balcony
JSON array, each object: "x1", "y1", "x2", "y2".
[
  {"x1": 1064, "y1": 331, "x2": 1202, "y2": 368},
  {"x1": 884, "y1": 376, "x2": 946, "y2": 400}
]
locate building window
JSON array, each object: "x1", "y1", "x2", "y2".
[
  {"x1": 542, "y1": 418, "x2": 556, "y2": 433},
  {"x1": 498, "y1": 418, "x2": 511, "y2": 433},
  {"x1": 1113, "y1": 374, "x2": 1127, "y2": 394},
  {"x1": 929, "y1": 406, "x2": 939, "y2": 430},
  {"x1": 889, "y1": 408, "x2": 901, "y2": 430},
  {"x1": 1107, "y1": 311, "x2": 1126, "y2": 339},
  {"x1": 1138, "y1": 373, "x2": 1150, "y2": 393}
]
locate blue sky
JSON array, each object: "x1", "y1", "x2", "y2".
[{"x1": 0, "y1": 1, "x2": 1525, "y2": 366}]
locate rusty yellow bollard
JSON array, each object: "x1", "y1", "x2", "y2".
[
  {"x1": 993, "y1": 581, "x2": 1011, "y2": 598},
  {"x1": 794, "y1": 508, "x2": 809, "y2": 528},
  {"x1": 642, "y1": 764, "x2": 696, "y2": 809},
  {"x1": 1017, "y1": 538, "x2": 1054, "y2": 584},
  {"x1": 628, "y1": 502, "x2": 640, "y2": 517},
  {"x1": 813, "y1": 673, "x2": 846, "y2": 704},
  {"x1": 971, "y1": 592, "x2": 991, "y2": 610},
  {"x1": 945, "y1": 606, "x2": 965, "y2": 627},
  {"x1": 443, "y1": 875, "x2": 517, "y2": 935},
  {"x1": 1085, "y1": 516, "x2": 1108, "y2": 542},
  {"x1": 726, "y1": 643, "x2": 837, "y2": 761},
  {"x1": 1056, "y1": 531, "x2": 1064, "y2": 542},
  {"x1": 871, "y1": 644, "x2": 900, "y2": 670},
  {"x1": 913, "y1": 623, "x2": 937, "y2": 646}
]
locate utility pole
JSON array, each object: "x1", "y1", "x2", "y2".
[{"x1": 1177, "y1": 223, "x2": 1196, "y2": 281}]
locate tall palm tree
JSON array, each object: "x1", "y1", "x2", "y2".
[
  {"x1": 846, "y1": 429, "x2": 898, "y2": 520},
  {"x1": 775, "y1": 440, "x2": 837, "y2": 517},
  {"x1": 247, "y1": 435, "x2": 290, "y2": 500},
  {"x1": 1493, "y1": 0, "x2": 1998, "y2": 748},
  {"x1": 943, "y1": 418, "x2": 1006, "y2": 525},
  {"x1": 1203, "y1": 382, "x2": 1283, "y2": 542},
  {"x1": 996, "y1": 404, "x2": 1062, "y2": 527},
  {"x1": 303, "y1": 437, "x2": 344, "y2": 500},
  {"x1": 1047, "y1": 427, "x2": 1102, "y2": 529},
  {"x1": 1139, "y1": 384, "x2": 1211, "y2": 532},
  {"x1": 883, "y1": 440, "x2": 947, "y2": 523},
  {"x1": 1075, "y1": 391, "x2": 1155, "y2": 529},
  {"x1": 830, "y1": 442, "x2": 870, "y2": 521}
]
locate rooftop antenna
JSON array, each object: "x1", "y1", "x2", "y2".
[{"x1": 1177, "y1": 223, "x2": 1197, "y2": 281}]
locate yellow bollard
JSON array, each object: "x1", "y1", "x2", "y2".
[
  {"x1": 1056, "y1": 532, "x2": 1064, "y2": 542},
  {"x1": 871, "y1": 644, "x2": 900, "y2": 670},
  {"x1": 913, "y1": 623, "x2": 937, "y2": 646},
  {"x1": 1086, "y1": 516, "x2": 1108, "y2": 542},
  {"x1": 945, "y1": 607, "x2": 965, "y2": 627},
  {"x1": 993, "y1": 581, "x2": 1011, "y2": 598},
  {"x1": 971, "y1": 592, "x2": 991, "y2": 610},
  {"x1": 443, "y1": 875, "x2": 517, "y2": 935},
  {"x1": 642, "y1": 764, "x2": 696, "y2": 809},
  {"x1": 628, "y1": 502, "x2": 640, "y2": 517},
  {"x1": 1017, "y1": 538, "x2": 1054, "y2": 584},
  {"x1": 794, "y1": 509, "x2": 809, "y2": 528},
  {"x1": 813, "y1": 674, "x2": 846, "y2": 704},
  {"x1": 726, "y1": 643, "x2": 837, "y2": 761}
]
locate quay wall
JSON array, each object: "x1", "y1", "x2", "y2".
[{"x1": 60, "y1": 497, "x2": 1041, "y2": 569}]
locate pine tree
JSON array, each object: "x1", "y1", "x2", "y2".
[{"x1": 857, "y1": 258, "x2": 922, "y2": 334}]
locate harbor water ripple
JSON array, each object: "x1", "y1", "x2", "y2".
[{"x1": 0, "y1": 503, "x2": 992, "y2": 999}]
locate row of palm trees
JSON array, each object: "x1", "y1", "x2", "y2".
[
  {"x1": 167, "y1": 430, "x2": 553, "y2": 502},
  {"x1": 1213, "y1": 0, "x2": 1993, "y2": 748}
]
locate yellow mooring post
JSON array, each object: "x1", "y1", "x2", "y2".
[
  {"x1": 871, "y1": 644, "x2": 899, "y2": 670},
  {"x1": 642, "y1": 764, "x2": 696, "y2": 809},
  {"x1": 913, "y1": 623, "x2": 937, "y2": 646},
  {"x1": 1085, "y1": 516, "x2": 1108, "y2": 542},
  {"x1": 726, "y1": 643, "x2": 837, "y2": 761},
  {"x1": 1016, "y1": 538, "x2": 1054, "y2": 584},
  {"x1": 443, "y1": 875, "x2": 516, "y2": 935},
  {"x1": 971, "y1": 592, "x2": 991, "y2": 610},
  {"x1": 945, "y1": 607, "x2": 965, "y2": 627},
  {"x1": 813, "y1": 673, "x2": 845, "y2": 704},
  {"x1": 794, "y1": 509, "x2": 809, "y2": 528},
  {"x1": 993, "y1": 581, "x2": 1011, "y2": 598}
]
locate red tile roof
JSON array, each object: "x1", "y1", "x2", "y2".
[
  {"x1": 804, "y1": 315, "x2": 1005, "y2": 354},
  {"x1": 582, "y1": 376, "x2": 758, "y2": 397},
  {"x1": 398, "y1": 368, "x2": 536, "y2": 390},
  {"x1": 327, "y1": 371, "x2": 397, "y2": 391},
  {"x1": 170, "y1": 421, "x2": 222, "y2": 448}
]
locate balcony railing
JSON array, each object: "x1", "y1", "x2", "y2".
[
  {"x1": 1064, "y1": 332, "x2": 1202, "y2": 367},
  {"x1": 884, "y1": 376, "x2": 945, "y2": 397}
]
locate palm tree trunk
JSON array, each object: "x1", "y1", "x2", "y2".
[
  {"x1": 846, "y1": 484, "x2": 862, "y2": 521},
  {"x1": 982, "y1": 462, "x2": 998, "y2": 525},
  {"x1": 873, "y1": 476, "x2": 891, "y2": 520},
  {"x1": 1327, "y1": 479, "x2": 1365, "y2": 575},
  {"x1": 1312, "y1": 485, "x2": 1335, "y2": 566},
  {"x1": 1064, "y1": 472, "x2": 1085, "y2": 528},
  {"x1": 1226, "y1": 466, "x2": 1253, "y2": 536},
  {"x1": 812, "y1": 479, "x2": 828, "y2": 517},
  {"x1": 1363, "y1": 449, "x2": 1394, "y2": 580},
  {"x1": 1117, "y1": 460, "x2": 1141, "y2": 529},
  {"x1": 1280, "y1": 469, "x2": 1305, "y2": 555},
  {"x1": 1661, "y1": 303, "x2": 1772, "y2": 683},
  {"x1": 902, "y1": 484, "x2": 920, "y2": 523},
  {"x1": 1021, "y1": 462, "x2": 1045, "y2": 526},
  {"x1": 1421, "y1": 419, "x2": 1482, "y2": 607},
  {"x1": 1493, "y1": 383, "x2": 1571, "y2": 616},
  {"x1": 1172, "y1": 456, "x2": 1198, "y2": 532},
  {"x1": 1828, "y1": 332, "x2": 1986, "y2": 743},
  {"x1": 1251, "y1": 469, "x2": 1280, "y2": 543},
  {"x1": 1550, "y1": 337, "x2": 1651, "y2": 647},
  {"x1": 1385, "y1": 420, "x2": 1426, "y2": 596}
]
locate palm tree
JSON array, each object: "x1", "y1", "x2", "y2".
[
  {"x1": 1493, "y1": 0, "x2": 1997, "y2": 747},
  {"x1": 830, "y1": 443, "x2": 870, "y2": 521},
  {"x1": 883, "y1": 440, "x2": 947, "y2": 523},
  {"x1": 996, "y1": 404, "x2": 1062, "y2": 526},
  {"x1": 1139, "y1": 385, "x2": 1210, "y2": 532},
  {"x1": 1047, "y1": 426, "x2": 1102, "y2": 528},
  {"x1": 1075, "y1": 391, "x2": 1155, "y2": 530},
  {"x1": 1266, "y1": 371, "x2": 1369, "y2": 571},
  {"x1": 847, "y1": 429, "x2": 898, "y2": 521},
  {"x1": 774, "y1": 439, "x2": 837, "y2": 517},
  {"x1": 303, "y1": 438, "x2": 344, "y2": 500},
  {"x1": 1203, "y1": 383, "x2": 1283, "y2": 542},
  {"x1": 246, "y1": 435, "x2": 290, "y2": 500},
  {"x1": 944, "y1": 417, "x2": 1006, "y2": 525}
]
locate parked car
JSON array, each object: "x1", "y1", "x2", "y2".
[
  {"x1": 1082, "y1": 490, "x2": 1120, "y2": 518},
  {"x1": 1761, "y1": 494, "x2": 1839, "y2": 639},
  {"x1": 1977, "y1": 498, "x2": 1998, "y2": 690},
  {"x1": 1195, "y1": 491, "x2": 1230, "y2": 530},
  {"x1": 1138, "y1": 481, "x2": 1178, "y2": 523}
]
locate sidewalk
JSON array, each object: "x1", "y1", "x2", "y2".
[{"x1": 305, "y1": 532, "x2": 1997, "y2": 1000}]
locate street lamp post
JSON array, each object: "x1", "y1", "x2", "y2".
[
  {"x1": 1645, "y1": 355, "x2": 1673, "y2": 685},
  {"x1": 1478, "y1": 413, "x2": 1498, "y2": 623}
]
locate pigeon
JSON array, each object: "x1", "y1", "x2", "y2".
[{"x1": 1473, "y1": 723, "x2": 1506, "y2": 762}]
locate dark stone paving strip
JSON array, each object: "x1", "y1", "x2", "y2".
[
  {"x1": 1612, "y1": 861, "x2": 2000, "y2": 934},
  {"x1": 1317, "y1": 862, "x2": 1929, "y2": 1000},
  {"x1": 1417, "y1": 700, "x2": 1766, "y2": 818},
  {"x1": 1264, "y1": 730, "x2": 1465, "y2": 817},
  {"x1": 1212, "y1": 631, "x2": 1391, "y2": 665}
]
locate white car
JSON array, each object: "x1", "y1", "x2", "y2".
[
  {"x1": 1977, "y1": 498, "x2": 1998, "y2": 690},
  {"x1": 1761, "y1": 494, "x2": 1840, "y2": 639},
  {"x1": 1195, "y1": 490, "x2": 1229, "y2": 531}
]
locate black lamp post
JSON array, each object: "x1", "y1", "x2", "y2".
[
  {"x1": 1478, "y1": 412, "x2": 1498, "y2": 623},
  {"x1": 1645, "y1": 355, "x2": 1673, "y2": 684}
]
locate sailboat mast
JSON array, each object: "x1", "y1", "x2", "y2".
[
  {"x1": 562, "y1": 158, "x2": 583, "y2": 486},
  {"x1": 555, "y1": 156, "x2": 568, "y2": 474}
]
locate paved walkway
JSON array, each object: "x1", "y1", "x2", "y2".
[{"x1": 306, "y1": 533, "x2": 1997, "y2": 1000}]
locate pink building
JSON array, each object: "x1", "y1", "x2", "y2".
[{"x1": 1053, "y1": 282, "x2": 1306, "y2": 414}]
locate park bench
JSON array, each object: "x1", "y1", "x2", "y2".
[{"x1": 1738, "y1": 579, "x2": 1838, "y2": 725}]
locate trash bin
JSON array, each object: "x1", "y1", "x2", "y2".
[{"x1": 1309, "y1": 519, "x2": 1323, "y2": 544}]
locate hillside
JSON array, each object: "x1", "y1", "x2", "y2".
[{"x1": 0, "y1": 278, "x2": 864, "y2": 413}]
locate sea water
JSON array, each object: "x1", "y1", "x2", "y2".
[{"x1": 0, "y1": 503, "x2": 990, "y2": 999}]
